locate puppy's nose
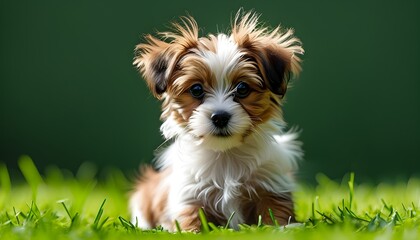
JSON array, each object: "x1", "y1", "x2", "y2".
[{"x1": 211, "y1": 111, "x2": 231, "y2": 128}]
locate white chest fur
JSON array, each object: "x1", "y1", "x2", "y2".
[{"x1": 157, "y1": 127, "x2": 302, "y2": 227}]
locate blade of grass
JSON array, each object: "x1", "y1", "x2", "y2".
[
  {"x1": 60, "y1": 201, "x2": 72, "y2": 220},
  {"x1": 348, "y1": 172, "x2": 355, "y2": 210},
  {"x1": 316, "y1": 210, "x2": 335, "y2": 224},
  {"x1": 174, "y1": 219, "x2": 182, "y2": 233},
  {"x1": 92, "y1": 199, "x2": 107, "y2": 230},
  {"x1": 13, "y1": 207, "x2": 20, "y2": 225},
  {"x1": 59, "y1": 200, "x2": 79, "y2": 227},
  {"x1": 257, "y1": 214, "x2": 262, "y2": 228},
  {"x1": 389, "y1": 211, "x2": 400, "y2": 226},
  {"x1": 208, "y1": 222, "x2": 220, "y2": 231},
  {"x1": 119, "y1": 216, "x2": 136, "y2": 231},
  {"x1": 5, "y1": 211, "x2": 13, "y2": 226},
  {"x1": 310, "y1": 196, "x2": 319, "y2": 225},
  {"x1": 268, "y1": 208, "x2": 279, "y2": 227},
  {"x1": 224, "y1": 211, "x2": 235, "y2": 229},
  {"x1": 344, "y1": 207, "x2": 369, "y2": 222},
  {"x1": 0, "y1": 163, "x2": 11, "y2": 207},
  {"x1": 198, "y1": 208, "x2": 209, "y2": 233},
  {"x1": 71, "y1": 213, "x2": 79, "y2": 226},
  {"x1": 98, "y1": 216, "x2": 110, "y2": 229},
  {"x1": 18, "y1": 155, "x2": 43, "y2": 201},
  {"x1": 27, "y1": 201, "x2": 40, "y2": 221}
]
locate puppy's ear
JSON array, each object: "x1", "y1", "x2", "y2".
[
  {"x1": 134, "y1": 16, "x2": 199, "y2": 99},
  {"x1": 254, "y1": 44, "x2": 301, "y2": 98},
  {"x1": 133, "y1": 36, "x2": 174, "y2": 99},
  {"x1": 232, "y1": 11, "x2": 303, "y2": 98}
]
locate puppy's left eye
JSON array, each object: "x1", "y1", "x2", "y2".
[{"x1": 235, "y1": 82, "x2": 251, "y2": 98}]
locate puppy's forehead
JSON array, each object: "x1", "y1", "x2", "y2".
[{"x1": 199, "y1": 34, "x2": 243, "y2": 88}]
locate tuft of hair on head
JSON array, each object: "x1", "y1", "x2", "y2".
[
  {"x1": 133, "y1": 16, "x2": 200, "y2": 99},
  {"x1": 231, "y1": 9, "x2": 304, "y2": 98}
]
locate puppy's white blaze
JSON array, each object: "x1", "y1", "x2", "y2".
[{"x1": 201, "y1": 34, "x2": 243, "y2": 89}]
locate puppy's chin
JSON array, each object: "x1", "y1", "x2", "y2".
[{"x1": 195, "y1": 134, "x2": 244, "y2": 152}]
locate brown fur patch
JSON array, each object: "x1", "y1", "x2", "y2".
[
  {"x1": 177, "y1": 206, "x2": 202, "y2": 232},
  {"x1": 240, "y1": 91, "x2": 280, "y2": 124},
  {"x1": 167, "y1": 54, "x2": 215, "y2": 123},
  {"x1": 239, "y1": 189, "x2": 295, "y2": 226},
  {"x1": 254, "y1": 192, "x2": 296, "y2": 225},
  {"x1": 227, "y1": 61, "x2": 282, "y2": 125},
  {"x1": 131, "y1": 167, "x2": 171, "y2": 228}
]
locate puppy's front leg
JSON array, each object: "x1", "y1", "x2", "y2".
[
  {"x1": 258, "y1": 192, "x2": 296, "y2": 226},
  {"x1": 176, "y1": 205, "x2": 202, "y2": 232}
]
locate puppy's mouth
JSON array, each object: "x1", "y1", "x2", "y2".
[
  {"x1": 188, "y1": 128, "x2": 233, "y2": 139},
  {"x1": 212, "y1": 131, "x2": 232, "y2": 137},
  {"x1": 209, "y1": 127, "x2": 234, "y2": 137},
  {"x1": 187, "y1": 126, "x2": 252, "y2": 151}
]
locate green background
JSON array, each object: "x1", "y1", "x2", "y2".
[{"x1": 1, "y1": 0, "x2": 419, "y2": 182}]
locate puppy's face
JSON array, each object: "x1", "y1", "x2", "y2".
[{"x1": 135, "y1": 13, "x2": 303, "y2": 151}]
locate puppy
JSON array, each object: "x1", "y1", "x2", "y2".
[{"x1": 130, "y1": 11, "x2": 304, "y2": 231}]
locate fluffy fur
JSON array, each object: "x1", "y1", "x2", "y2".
[{"x1": 130, "y1": 11, "x2": 304, "y2": 231}]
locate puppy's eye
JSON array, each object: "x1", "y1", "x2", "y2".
[
  {"x1": 189, "y1": 83, "x2": 205, "y2": 99},
  {"x1": 235, "y1": 82, "x2": 251, "y2": 98}
]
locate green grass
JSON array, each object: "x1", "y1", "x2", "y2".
[{"x1": 0, "y1": 156, "x2": 419, "y2": 240}]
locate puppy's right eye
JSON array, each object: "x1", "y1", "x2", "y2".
[{"x1": 189, "y1": 83, "x2": 205, "y2": 99}]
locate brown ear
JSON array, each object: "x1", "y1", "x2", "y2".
[
  {"x1": 134, "y1": 16, "x2": 199, "y2": 99},
  {"x1": 231, "y1": 11, "x2": 303, "y2": 98},
  {"x1": 254, "y1": 45, "x2": 292, "y2": 97},
  {"x1": 133, "y1": 35, "x2": 174, "y2": 99}
]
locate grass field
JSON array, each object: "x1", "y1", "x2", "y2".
[{"x1": 0, "y1": 156, "x2": 419, "y2": 239}]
